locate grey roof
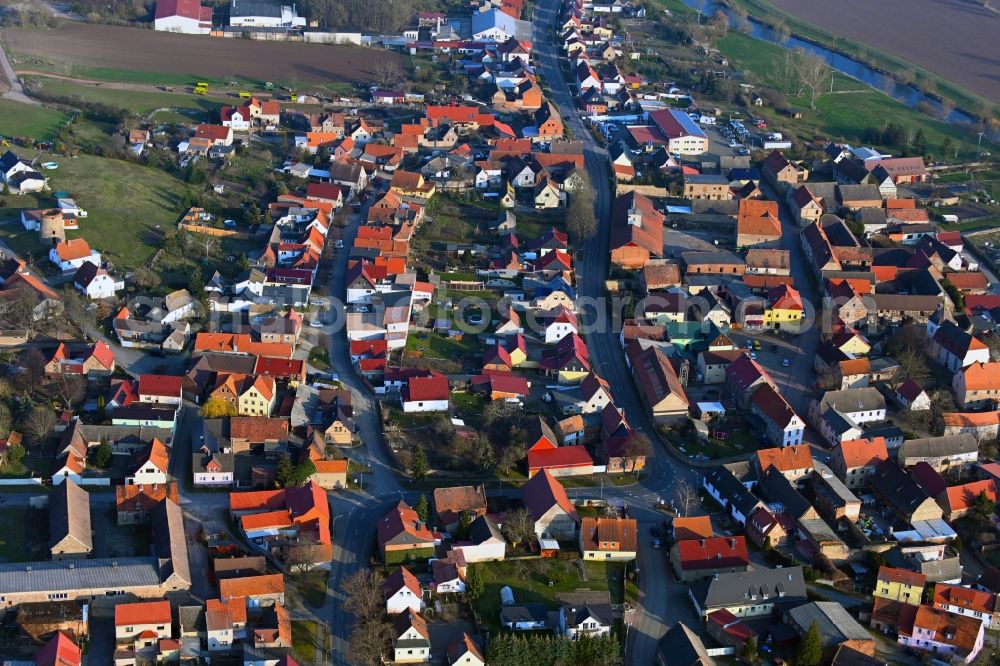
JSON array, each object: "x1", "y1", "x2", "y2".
[
  {"x1": 787, "y1": 602, "x2": 871, "y2": 647},
  {"x1": 831, "y1": 645, "x2": 885, "y2": 666},
  {"x1": 230, "y1": 0, "x2": 281, "y2": 18},
  {"x1": 814, "y1": 462, "x2": 861, "y2": 506},
  {"x1": 690, "y1": 567, "x2": 807, "y2": 610},
  {"x1": 817, "y1": 387, "x2": 885, "y2": 415},
  {"x1": 501, "y1": 604, "x2": 549, "y2": 624},
  {"x1": 78, "y1": 424, "x2": 173, "y2": 447},
  {"x1": 685, "y1": 174, "x2": 730, "y2": 185},
  {"x1": 838, "y1": 184, "x2": 881, "y2": 202},
  {"x1": 682, "y1": 250, "x2": 745, "y2": 266},
  {"x1": 918, "y1": 556, "x2": 963, "y2": 583},
  {"x1": 656, "y1": 622, "x2": 715, "y2": 666},
  {"x1": 178, "y1": 605, "x2": 206, "y2": 635},
  {"x1": 899, "y1": 435, "x2": 978, "y2": 461},
  {"x1": 0, "y1": 557, "x2": 161, "y2": 594},
  {"x1": 703, "y1": 466, "x2": 762, "y2": 518},
  {"x1": 468, "y1": 515, "x2": 505, "y2": 545},
  {"x1": 564, "y1": 604, "x2": 614, "y2": 628},
  {"x1": 151, "y1": 499, "x2": 191, "y2": 587},
  {"x1": 49, "y1": 478, "x2": 92, "y2": 553}
]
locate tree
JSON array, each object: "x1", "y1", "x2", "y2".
[
  {"x1": 286, "y1": 543, "x2": 326, "y2": 572},
  {"x1": 621, "y1": 431, "x2": 652, "y2": 476},
  {"x1": 341, "y1": 568, "x2": 385, "y2": 619},
  {"x1": 673, "y1": 478, "x2": 700, "y2": 517},
  {"x1": 19, "y1": 349, "x2": 47, "y2": 391},
  {"x1": 410, "y1": 446, "x2": 429, "y2": 479},
  {"x1": 476, "y1": 435, "x2": 496, "y2": 473},
  {"x1": 465, "y1": 563, "x2": 484, "y2": 599},
  {"x1": 566, "y1": 170, "x2": 596, "y2": 241},
  {"x1": 348, "y1": 618, "x2": 392, "y2": 666},
  {"x1": 3, "y1": 443, "x2": 25, "y2": 468},
  {"x1": 289, "y1": 458, "x2": 317, "y2": 486},
  {"x1": 791, "y1": 49, "x2": 831, "y2": 110},
  {"x1": 24, "y1": 404, "x2": 55, "y2": 443},
  {"x1": 91, "y1": 440, "x2": 113, "y2": 469},
  {"x1": 199, "y1": 396, "x2": 238, "y2": 418},
  {"x1": 741, "y1": 635, "x2": 759, "y2": 664},
  {"x1": 498, "y1": 441, "x2": 525, "y2": 475},
  {"x1": 941, "y1": 136, "x2": 955, "y2": 162},
  {"x1": 975, "y1": 490, "x2": 997, "y2": 520},
  {"x1": 456, "y1": 510, "x2": 474, "y2": 539},
  {"x1": 501, "y1": 507, "x2": 535, "y2": 547},
  {"x1": 0, "y1": 402, "x2": 12, "y2": 439},
  {"x1": 414, "y1": 493, "x2": 430, "y2": 523},
  {"x1": 275, "y1": 456, "x2": 295, "y2": 487},
  {"x1": 796, "y1": 621, "x2": 824, "y2": 666}
]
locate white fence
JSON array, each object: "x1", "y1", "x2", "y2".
[{"x1": 0, "y1": 478, "x2": 43, "y2": 486}]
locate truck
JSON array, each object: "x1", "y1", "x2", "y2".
[{"x1": 193, "y1": 82, "x2": 209, "y2": 95}]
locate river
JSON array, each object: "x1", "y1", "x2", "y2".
[{"x1": 679, "y1": 0, "x2": 979, "y2": 126}]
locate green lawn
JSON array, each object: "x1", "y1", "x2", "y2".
[
  {"x1": 0, "y1": 507, "x2": 41, "y2": 562},
  {"x1": 472, "y1": 559, "x2": 625, "y2": 629},
  {"x1": 291, "y1": 619, "x2": 327, "y2": 664},
  {"x1": 0, "y1": 150, "x2": 191, "y2": 271},
  {"x1": 25, "y1": 77, "x2": 227, "y2": 117},
  {"x1": 405, "y1": 330, "x2": 484, "y2": 360},
  {"x1": 289, "y1": 570, "x2": 330, "y2": 609},
  {"x1": 715, "y1": 32, "x2": 983, "y2": 158},
  {"x1": 0, "y1": 99, "x2": 72, "y2": 140}
]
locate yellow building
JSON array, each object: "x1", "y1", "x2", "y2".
[
  {"x1": 873, "y1": 566, "x2": 926, "y2": 605},
  {"x1": 764, "y1": 284, "x2": 805, "y2": 331},
  {"x1": 237, "y1": 375, "x2": 276, "y2": 417}
]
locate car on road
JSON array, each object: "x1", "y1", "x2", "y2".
[
  {"x1": 750, "y1": 352, "x2": 757, "y2": 360},
  {"x1": 753, "y1": 341, "x2": 762, "y2": 350},
  {"x1": 334, "y1": 239, "x2": 344, "y2": 248},
  {"x1": 652, "y1": 538, "x2": 662, "y2": 549},
  {"x1": 782, "y1": 359, "x2": 790, "y2": 367},
  {"x1": 745, "y1": 340, "x2": 754, "y2": 349}
]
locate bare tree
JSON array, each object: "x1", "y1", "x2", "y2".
[
  {"x1": 374, "y1": 61, "x2": 402, "y2": 89},
  {"x1": 19, "y1": 349, "x2": 47, "y2": 391},
  {"x1": 791, "y1": 50, "x2": 830, "y2": 110},
  {"x1": 621, "y1": 431, "x2": 652, "y2": 476},
  {"x1": 673, "y1": 478, "x2": 700, "y2": 517},
  {"x1": 55, "y1": 375, "x2": 86, "y2": 407},
  {"x1": 23, "y1": 405, "x2": 56, "y2": 444},
  {"x1": 286, "y1": 543, "x2": 326, "y2": 573},
  {"x1": 341, "y1": 569, "x2": 385, "y2": 620},
  {"x1": 566, "y1": 170, "x2": 596, "y2": 241},
  {"x1": 501, "y1": 507, "x2": 535, "y2": 547},
  {"x1": 348, "y1": 616, "x2": 391, "y2": 666}
]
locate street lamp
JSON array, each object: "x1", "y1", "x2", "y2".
[{"x1": 331, "y1": 514, "x2": 343, "y2": 537}]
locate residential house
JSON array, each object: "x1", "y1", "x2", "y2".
[
  {"x1": 378, "y1": 501, "x2": 436, "y2": 561},
  {"x1": 810, "y1": 388, "x2": 886, "y2": 446},
  {"x1": 521, "y1": 468, "x2": 579, "y2": 540},
  {"x1": 578, "y1": 516, "x2": 637, "y2": 561},
  {"x1": 433, "y1": 485, "x2": 487, "y2": 533},
  {"x1": 898, "y1": 435, "x2": 978, "y2": 475},
  {"x1": 930, "y1": 321, "x2": 990, "y2": 372},
  {"x1": 218, "y1": 574, "x2": 285, "y2": 607},
  {"x1": 688, "y1": 567, "x2": 807, "y2": 618},
  {"x1": 115, "y1": 600, "x2": 172, "y2": 646},
  {"x1": 384, "y1": 566, "x2": 424, "y2": 615},
  {"x1": 736, "y1": 199, "x2": 781, "y2": 249},
  {"x1": 897, "y1": 378, "x2": 932, "y2": 411},
  {"x1": 73, "y1": 262, "x2": 121, "y2": 299},
  {"x1": 655, "y1": 622, "x2": 716, "y2": 666},
  {"x1": 392, "y1": 610, "x2": 431, "y2": 664},
  {"x1": 755, "y1": 445, "x2": 813, "y2": 482},
  {"x1": 762, "y1": 150, "x2": 808, "y2": 188},
  {"x1": 49, "y1": 479, "x2": 92, "y2": 560},
  {"x1": 49, "y1": 239, "x2": 100, "y2": 273},
  {"x1": 629, "y1": 345, "x2": 689, "y2": 423},
  {"x1": 953, "y1": 361, "x2": 1000, "y2": 410},
  {"x1": 453, "y1": 515, "x2": 507, "y2": 563},
  {"x1": 559, "y1": 605, "x2": 614, "y2": 640},
  {"x1": 933, "y1": 583, "x2": 999, "y2": 629},
  {"x1": 670, "y1": 536, "x2": 749, "y2": 582},
  {"x1": 401, "y1": 374, "x2": 450, "y2": 413},
  {"x1": 831, "y1": 437, "x2": 889, "y2": 490},
  {"x1": 870, "y1": 461, "x2": 944, "y2": 523},
  {"x1": 447, "y1": 634, "x2": 485, "y2": 666},
  {"x1": 938, "y1": 479, "x2": 997, "y2": 520},
  {"x1": 683, "y1": 174, "x2": 731, "y2": 201},
  {"x1": 205, "y1": 597, "x2": 246, "y2": 651},
  {"x1": 750, "y1": 384, "x2": 805, "y2": 447},
  {"x1": 898, "y1": 605, "x2": 984, "y2": 664},
  {"x1": 785, "y1": 602, "x2": 875, "y2": 656},
  {"x1": 609, "y1": 191, "x2": 664, "y2": 270}
]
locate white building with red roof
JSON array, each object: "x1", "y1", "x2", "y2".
[
  {"x1": 401, "y1": 374, "x2": 450, "y2": 413},
  {"x1": 154, "y1": 0, "x2": 212, "y2": 33},
  {"x1": 49, "y1": 239, "x2": 100, "y2": 273}
]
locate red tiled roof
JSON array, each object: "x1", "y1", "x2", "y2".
[
  {"x1": 138, "y1": 374, "x2": 182, "y2": 398},
  {"x1": 521, "y1": 468, "x2": 578, "y2": 523},
  {"x1": 877, "y1": 566, "x2": 926, "y2": 588},
  {"x1": 54, "y1": 239, "x2": 93, "y2": 262},
  {"x1": 933, "y1": 583, "x2": 996, "y2": 615},
  {"x1": 115, "y1": 600, "x2": 171, "y2": 627},
  {"x1": 944, "y1": 479, "x2": 996, "y2": 513},
  {"x1": 836, "y1": 437, "x2": 888, "y2": 470},
  {"x1": 219, "y1": 573, "x2": 285, "y2": 600},
  {"x1": 384, "y1": 565, "x2": 421, "y2": 597},
  {"x1": 676, "y1": 536, "x2": 749, "y2": 570},
  {"x1": 527, "y1": 445, "x2": 593, "y2": 473},
  {"x1": 756, "y1": 444, "x2": 812, "y2": 474},
  {"x1": 404, "y1": 375, "x2": 450, "y2": 402},
  {"x1": 35, "y1": 630, "x2": 81, "y2": 666},
  {"x1": 672, "y1": 516, "x2": 713, "y2": 541}
]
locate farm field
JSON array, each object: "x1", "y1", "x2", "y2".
[
  {"x1": 716, "y1": 33, "x2": 980, "y2": 156},
  {"x1": 22, "y1": 77, "x2": 230, "y2": 117},
  {"x1": 2, "y1": 23, "x2": 401, "y2": 87},
  {"x1": 758, "y1": 0, "x2": 1000, "y2": 105}
]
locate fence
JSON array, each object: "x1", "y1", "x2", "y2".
[
  {"x1": 0, "y1": 478, "x2": 43, "y2": 486},
  {"x1": 178, "y1": 223, "x2": 261, "y2": 240}
]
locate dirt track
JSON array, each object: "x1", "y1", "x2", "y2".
[
  {"x1": 768, "y1": 0, "x2": 1000, "y2": 104},
  {"x1": 2, "y1": 23, "x2": 401, "y2": 85}
]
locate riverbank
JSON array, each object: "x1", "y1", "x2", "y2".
[{"x1": 720, "y1": 0, "x2": 999, "y2": 122}]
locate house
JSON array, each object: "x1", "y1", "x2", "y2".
[
  {"x1": 736, "y1": 199, "x2": 781, "y2": 248},
  {"x1": 115, "y1": 599, "x2": 172, "y2": 646},
  {"x1": 671, "y1": 516, "x2": 713, "y2": 541},
  {"x1": 49, "y1": 479, "x2": 92, "y2": 560},
  {"x1": 898, "y1": 605, "x2": 985, "y2": 664},
  {"x1": 897, "y1": 378, "x2": 931, "y2": 411},
  {"x1": 870, "y1": 461, "x2": 944, "y2": 523},
  {"x1": 128, "y1": 438, "x2": 170, "y2": 485},
  {"x1": 683, "y1": 174, "x2": 731, "y2": 201},
  {"x1": 447, "y1": 634, "x2": 485, "y2": 666},
  {"x1": 745, "y1": 506, "x2": 795, "y2": 549},
  {"x1": 154, "y1": 0, "x2": 212, "y2": 31},
  {"x1": 701, "y1": 465, "x2": 764, "y2": 526},
  {"x1": 433, "y1": 485, "x2": 487, "y2": 533},
  {"x1": 655, "y1": 622, "x2": 716, "y2": 666},
  {"x1": 228, "y1": 0, "x2": 304, "y2": 27},
  {"x1": 73, "y1": 262, "x2": 121, "y2": 299},
  {"x1": 786, "y1": 602, "x2": 875, "y2": 656},
  {"x1": 953, "y1": 361, "x2": 1000, "y2": 410},
  {"x1": 755, "y1": 445, "x2": 813, "y2": 482},
  {"x1": 629, "y1": 345, "x2": 689, "y2": 423},
  {"x1": 898, "y1": 435, "x2": 978, "y2": 475},
  {"x1": 764, "y1": 284, "x2": 804, "y2": 332},
  {"x1": 930, "y1": 320, "x2": 990, "y2": 372},
  {"x1": 610, "y1": 191, "x2": 664, "y2": 270},
  {"x1": 689, "y1": 567, "x2": 807, "y2": 618},
  {"x1": 453, "y1": 515, "x2": 507, "y2": 563},
  {"x1": 194, "y1": 124, "x2": 233, "y2": 147},
  {"x1": 874, "y1": 566, "x2": 926, "y2": 605},
  {"x1": 432, "y1": 557, "x2": 465, "y2": 594},
  {"x1": 521, "y1": 468, "x2": 579, "y2": 540},
  {"x1": 49, "y1": 239, "x2": 100, "y2": 273},
  {"x1": 205, "y1": 597, "x2": 246, "y2": 651},
  {"x1": 762, "y1": 150, "x2": 808, "y2": 188},
  {"x1": 34, "y1": 631, "x2": 83, "y2": 666},
  {"x1": 559, "y1": 604, "x2": 614, "y2": 640},
  {"x1": 138, "y1": 374, "x2": 183, "y2": 406},
  {"x1": 116, "y1": 482, "x2": 179, "y2": 525},
  {"x1": 229, "y1": 482, "x2": 332, "y2": 564},
  {"x1": 810, "y1": 388, "x2": 886, "y2": 446},
  {"x1": 578, "y1": 516, "x2": 637, "y2": 561},
  {"x1": 749, "y1": 384, "x2": 805, "y2": 447},
  {"x1": 378, "y1": 501, "x2": 436, "y2": 561},
  {"x1": 933, "y1": 583, "x2": 999, "y2": 629},
  {"x1": 831, "y1": 437, "x2": 889, "y2": 490},
  {"x1": 670, "y1": 536, "x2": 749, "y2": 582},
  {"x1": 647, "y1": 109, "x2": 709, "y2": 155},
  {"x1": 942, "y1": 411, "x2": 1000, "y2": 440},
  {"x1": 310, "y1": 459, "x2": 348, "y2": 490},
  {"x1": 401, "y1": 374, "x2": 450, "y2": 413},
  {"x1": 384, "y1": 566, "x2": 424, "y2": 615},
  {"x1": 939, "y1": 479, "x2": 997, "y2": 520},
  {"x1": 392, "y1": 610, "x2": 431, "y2": 664},
  {"x1": 745, "y1": 248, "x2": 791, "y2": 276}
]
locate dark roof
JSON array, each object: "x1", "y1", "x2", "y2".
[
  {"x1": 229, "y1": 0, "x2": 282, "y2": 18},
  {"x1": 72, "y1": 261, "x2": 100, "y2": 288},
  {"x1": 871, "y1": 461, "x2": 934, "y2": 518},
  {"x1": 703, "y1": 466, "x2": 762, "y2": 518},
  {"x1": 151, "y1": 499, "x2": 191, "y2": 586},
  {"x1": 655, "y1": 622, "x2": 715, "y2": 665},
  {"x1": 831, "y1": 645, "x2": 886, "y2": 666},
  {"x1": 759, "y1": 468, "x2": 812, "y2": 520},
  {"x1": 564, "y1": 604, "x2": 614, "y2": 628},
  {"x1": 691, "y1": 567, "x2": 807, "y2": 610},
  {"x1": 468, "y1": 514, "x2": 505, "y2": 545}
]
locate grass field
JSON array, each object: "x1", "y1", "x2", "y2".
[
  {"x1": 24, "y1": 77, "x2": 231, "y2": 117},
  {"x1": 472, "y1": 560, "x2": 625, "y2": 629},
  {"x1": 0, "y1": 98, "x2": 72, "y2": 140},
  {"x1": 405, "y1": 329, "x2": 484, "y2": 360},
  {"x1": 716, "y1": 32, "x2": 981, "y2": 157},
  {"x1": 0, "y1": 150, "x2": 190, "y2": 271},
  {"x1": 291, "y1": 619, "x2": 328, "y2": 663},
  {"x1": 289, "y1": 569, "x2": 330, "y2": 609}
]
